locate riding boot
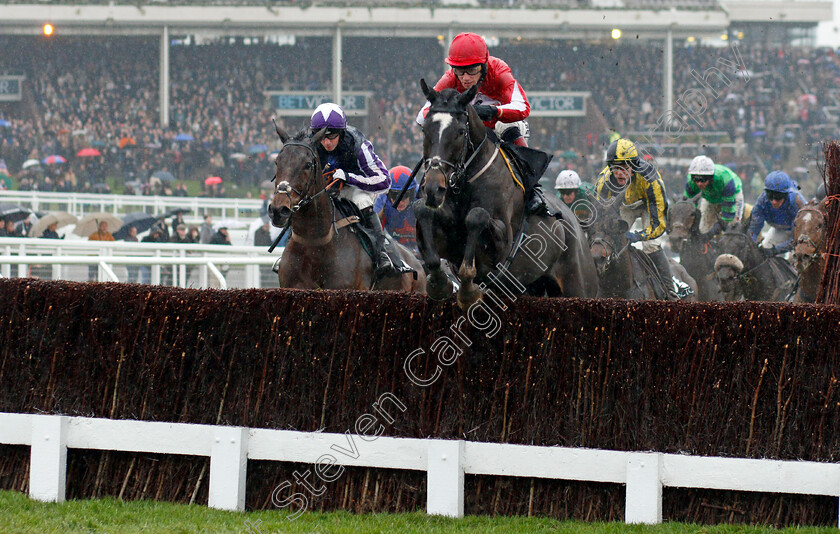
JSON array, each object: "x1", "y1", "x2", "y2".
[
  {"x1": 647, "y1": 248, "x2": 673, "y2": 282},
  {"x1": 361, "y1": 207, "x2": 397, "y2": 278},
  {"x1": 526, "y1": 184, "x2": 547, "y2": 215}
]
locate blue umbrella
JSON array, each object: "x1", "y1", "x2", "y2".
[
  {"x1": 174, "y1": 133, "x2": 194, "y2": 142},
  {"x1": 248, "y1": 144, "x2": 269, "y2": 154},
  {"x1": 0, "y1": 119, "x2": 10, "y2": 127}
]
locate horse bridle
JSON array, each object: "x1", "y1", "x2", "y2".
[
  {"x1": 274, "y1": 141, "x2": 334, "y2": 213},
  {"x1": 423, "y1": 110, "x2": 488, "y2": 194}
]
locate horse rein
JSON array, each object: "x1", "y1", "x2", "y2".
[
  {"x1": 273, "y1": 140, "x2": 342, "y2": 246},
  {"x1": 274, "y1": 141, "x2": 338, "y2": 213}
]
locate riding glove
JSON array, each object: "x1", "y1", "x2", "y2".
[
  {"x1": 473, "y1": 105, "x2": 498, "y2": 121},
  {"x1": 700, "y1": 222, "x2": 722, "y2": 241},
  {"x1": 625, "y1": 232, "x2": 642, "y2": 243},
  {"x1": 332, "y1": 169, "x2": 347, "y2": 181},
  {"x1": 760, "y1": 246, "x2": 777, "y2": 258}
]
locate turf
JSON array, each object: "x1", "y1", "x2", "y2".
[{"x1": 0, "y1": 490, "x2": 837, "y2": 533}]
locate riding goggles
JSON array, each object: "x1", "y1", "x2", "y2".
[
  {"x1": 766, "y1": 190, "x2": 787, "y2": 201},
  {"x1": 691, "y1": 174, "x2": 712, "y2": 184},
  {"x1": 453, "y1": 65, "x2": 482, "y2": 76}
]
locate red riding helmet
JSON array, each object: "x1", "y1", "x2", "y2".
[{"x1": 445, "y1": 33, "x2": 489, "y2": 67}]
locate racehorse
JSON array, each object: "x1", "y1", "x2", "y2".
[
  {"x1": 667, "y1": 197, "x2": 724, "y2": 301},
  {"x1": 268, "y1": 126, "x2": 426, "y2": 292},
  {"x1": 415, "y1": 80, "x2": 598, "y2": 309},
  {"x1": 713, "y1": 226, "x2": 798, "y2": 301},
  {"x1": 791, "y1": 199, "x2": 827, "y2": 303},
  {"x1": 590, "y1": 213, "x2": 697, "y2": 301}
]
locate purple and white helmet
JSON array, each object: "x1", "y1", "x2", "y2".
[{"x1": 310, "y1": 103, "x2": 346, "y2": 131}]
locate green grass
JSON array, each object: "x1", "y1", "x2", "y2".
[{"x1": 0, "y1": 490, "x2": 836, "y2": 533}]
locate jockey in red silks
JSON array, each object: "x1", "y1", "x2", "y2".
[{"x1": 416, "y1": 32, "x2": 531, "y2": 147}]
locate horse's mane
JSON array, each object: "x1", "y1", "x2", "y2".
[{"x1": 289, "y1": 129, "x2": 310, "y2": 143}]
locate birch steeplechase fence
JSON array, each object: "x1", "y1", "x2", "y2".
[{"x1": 2, "y1": 278, "x2": 840, "y2": 526}]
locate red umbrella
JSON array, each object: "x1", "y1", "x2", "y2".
[
  {"x1": 77, "y1": 148, "x2": 102, "y2": 157},
  {"x1": 205, "y1": 176, "x2": 223, "y2": 186}
]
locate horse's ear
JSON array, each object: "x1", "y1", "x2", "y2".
[
  {"x1": 272, "y1": 117, "x2": 289, "y2": 144},
  {"x1": 420, "y1": 78, "x2": 437, "y2": 102},
  {"x1": 457, "y1": 85, "x2": 478, "y2": 109},
  {"x1": 311, "y1": 127, "x2": 327, "y2": 145},
  {"x1": 690, "y1": 191, "x2": 703, "y2": 204}
]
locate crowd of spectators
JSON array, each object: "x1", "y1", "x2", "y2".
[{"x1": 1, "y1": 34, "x2": 839, "y2": 203}]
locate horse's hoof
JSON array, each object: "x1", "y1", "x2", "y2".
[
  {"x1": 457, "y1": 284, "x2": 483, "y2": 311},
  {"x1": 458, "y1": 263, "x2": 477, "y2": 281},
  {"x1": 427, "y1": 270, "x2": 454, "y2": 301}
]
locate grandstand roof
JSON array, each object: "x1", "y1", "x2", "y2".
[
  {"x1": 0, "y1": 1, "x2": 828, "y2": 39},
  {"x1": 0, "y1": 4, "x2": 731, "y2": 38}
]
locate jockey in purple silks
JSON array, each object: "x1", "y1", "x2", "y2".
[{"x1": 310, "y1": 102, "x2": 397, "y2": 277}]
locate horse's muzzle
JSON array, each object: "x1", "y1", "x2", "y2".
[
  {"x1": 268, "y1": 204, "x2": 292, "y2": 228},
  {"x1": 425, "y1": 184, "x2": 446, "y2": 209}
]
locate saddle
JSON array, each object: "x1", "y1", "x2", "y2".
[
  {"x1": 332, "y1": 198, "x2": 414, "y2": 276},
  {"x1": 498, "y1": 141, "x2": 559, "y2": 218}
]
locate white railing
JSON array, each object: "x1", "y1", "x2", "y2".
[
  {"x1": 0, "y1": 190, "x2": 264, "y2": 221},
  {"x1": 1, "y1": 412, "x2": 839, "y2": 524},
  {"x1": 0, "y1": 237, "x2": 281, "y2": 289}
]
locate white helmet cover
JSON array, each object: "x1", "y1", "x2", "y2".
[
  {"x1": 555, "y1": 169, "x2": 582, "y2": 190},
  {"x1": 688, "y1": 155, "x2": 715, "y2": 176}
]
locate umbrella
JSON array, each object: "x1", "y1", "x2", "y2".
[
  {"x1": 269, "y1": 150, "x2": 280, "y2": 161},
  {"x1": 77, "y1": 148, "x2": 101, "y2": 157},
  {"x1": 73, "y1": 212, "x2": 124, "y2": 237},
  {"x1": 174, "y1": 133, "x2": 194, "y2": 142},
  {"x1": 28, "y1": 211, "x2": 77, "y2": 237},
  {"x1": 42, "y1": 155, "x2": 66, "y2": 165},
  {"x1": 151, "y1": 170, "x2": 175, "y2": 183},
  {"x1": 205, "y1": 176, "x2": 223, "y2": 186},
  {"x1": 22, "y1": 159, "x2": 42, "y2": 169},
  {"x1": 0, "y1": 119, "x2": 10, "y2": 127},
  {"x1": 229, "y1": 152, "x2": 247, "y2": 160},
  {"x1": 112, "y1": 212, "x2": 159, "y2": 240},
  {"x1": 248, "y1": 144, "x2": 269, "y2": 155},
  {"x1": 751, "y1": 131, "x2": 766, "y2": 137},
  {"x1": 798, "y1": 94, "x2": 817, "y2": 105},
  {"x1": 0, "y1": 203, "x2": 33, "y2": 223},
  {"x1": 118, "y1": 137, "x2": 136, "y2": 149},
  {"x1": 57, "y1": 128, "x2": 70, "y2": 135}
]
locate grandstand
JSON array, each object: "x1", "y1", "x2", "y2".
[{"x1": 0, "y1": 0, "x2": 833, "y2": 209}]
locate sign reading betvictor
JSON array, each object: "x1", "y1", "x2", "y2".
[
  {"x1": 529, "y1": 92, "x2": 589, "y2": 117},
  {"x1": 0, "y1": 76, "x2": 25, "y2": 102},
  {"x1": 266, "y1": 92, "x2": 370, "y2": 116}
]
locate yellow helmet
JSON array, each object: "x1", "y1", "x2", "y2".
[{"x1": 606, "y1": 138, "x2": 638, "y2": 165}]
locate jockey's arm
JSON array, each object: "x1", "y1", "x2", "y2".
[
  {"x1": 344, "y1": 141, "x2": 391, "y2": 193},
  {"x1": 718, "y1": 178, "x2": 739, "y2": 224},
  {"x1": 638, "y1": 177, "x2": 667, "y2": 241},
  {"x1": 492, "y1": 68, "x2": 530, "y2": 123}
]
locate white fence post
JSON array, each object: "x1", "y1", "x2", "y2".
[
  {"x1": 426, "y1": 439, "x2": 464, "y2": 517},
  {"x1": 209, "y1": 426, "x2": 248, "y2": 511},
  {"x1": 625, "y1": 452, "x2": 663, "y2": 524},
  {"x1": 29, "y1": 415, "x2": 68, "y2": 503}
]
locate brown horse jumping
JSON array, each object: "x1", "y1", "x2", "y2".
[
  {"x1": 268, "y1": 126, "x2": 426, "y2": 292},
  {"x1": 415, "y1": 80, "x2": 598, "y2": 309},
  {"x1": 791, "y1": 199, "x2": 827, "y2": 303}
]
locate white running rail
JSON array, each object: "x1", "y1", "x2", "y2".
[
  {"x1": 1, "y1": 412, "x2": 839, "y2": 524},
  {"x1": 0, "y1": 237, "x2": 281, "y2": 289},
  {"x1": 0, "y1": 190, "x2": 264, "y2": 221}
]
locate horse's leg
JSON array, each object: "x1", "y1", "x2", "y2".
[
  {"x1": 414, "y1": 201, "x2": 453, "y2": 300},
  {"x1": 457, "y1": 207, "x2": 495, "y2": 310}
]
